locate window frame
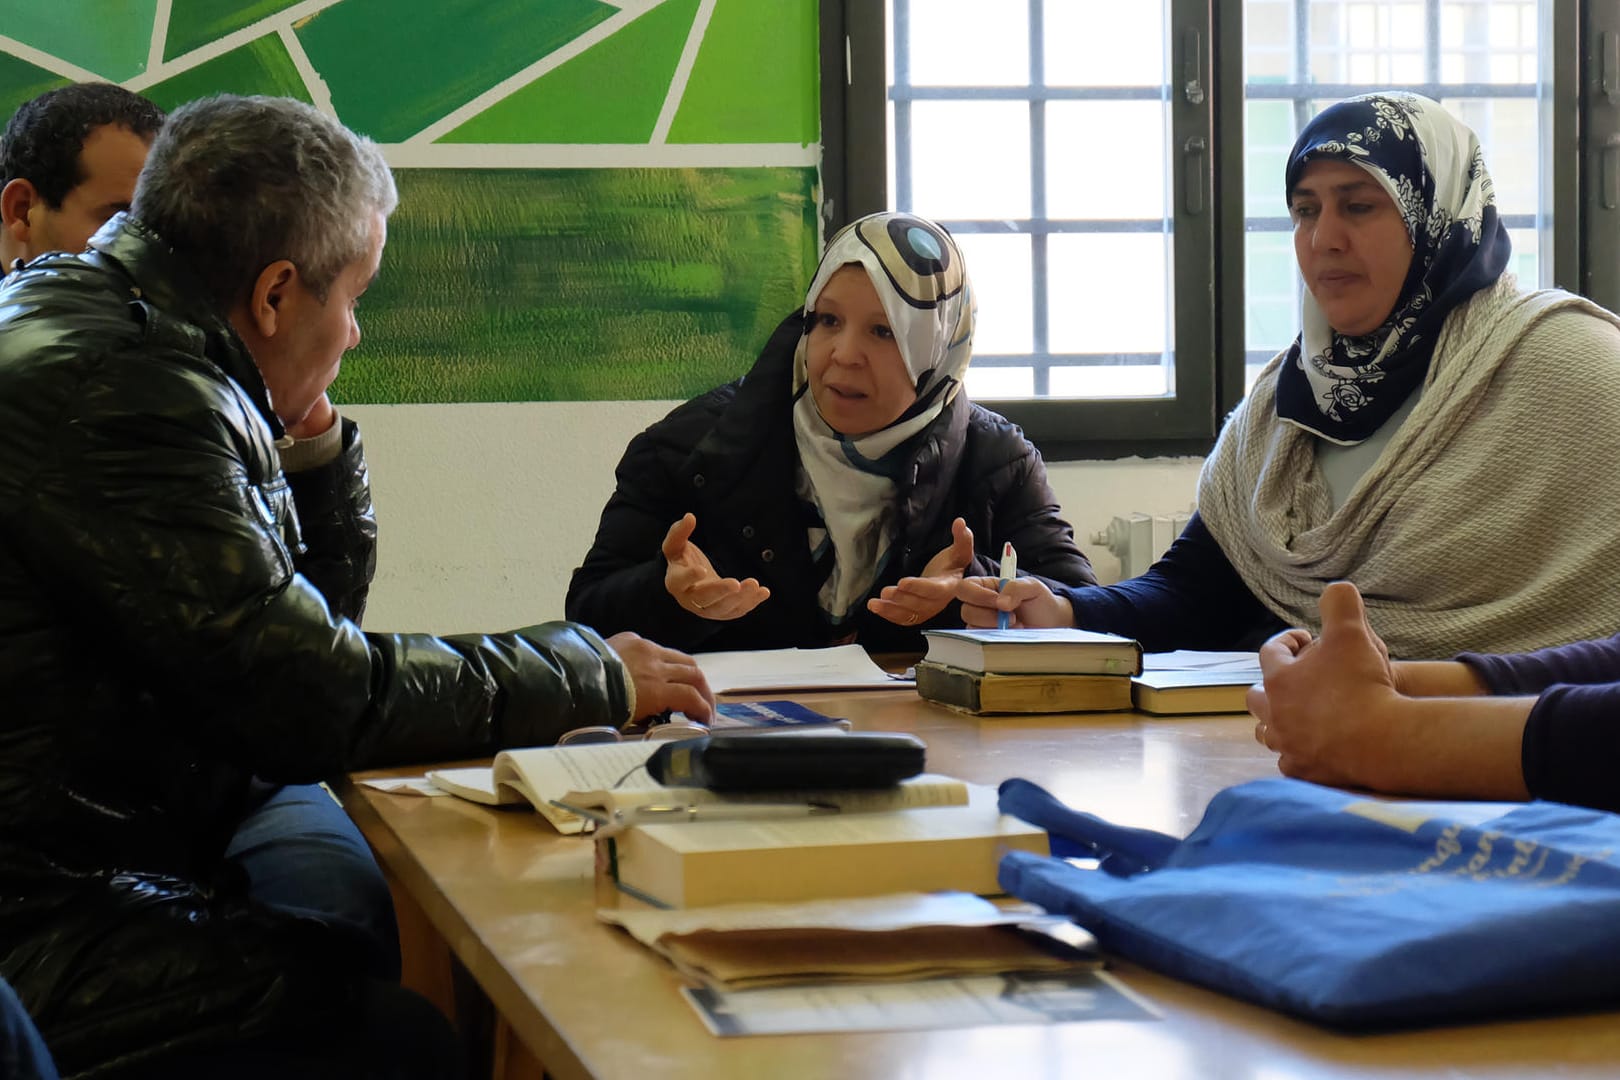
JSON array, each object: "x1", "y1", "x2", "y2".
[{"x1": 824, "y1": 0, "x2": 1608, "y2": 461}]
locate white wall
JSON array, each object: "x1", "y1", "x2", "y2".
[{"x1": 347, "y1": 402, "x2": 1205, "y2": 635}]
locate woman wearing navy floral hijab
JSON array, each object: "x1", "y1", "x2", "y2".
[
  {"x1": 960, "y1": 92, "x2": 1620, "y2": 659},
  {"x1": 1273, "y1": 92, "x2": 1511, "y2": 442}
]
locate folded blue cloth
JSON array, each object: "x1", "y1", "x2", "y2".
[{"x1": 998, "y1": 776, "x2": 1620, "y2": 1027}]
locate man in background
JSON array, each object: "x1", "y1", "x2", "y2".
[{"x1": 0, "y1": 81, "x2": 163, "y2": 271}]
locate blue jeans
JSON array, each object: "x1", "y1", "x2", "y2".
[
  {"x1": 226, "y1": 782, "x2": 402, "y2": 981},
  {"x1": 0, "y1": 978, "x2": 57, "y2": 1080}
]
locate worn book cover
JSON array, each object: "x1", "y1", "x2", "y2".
[{"x1": 916, "y1": 661, "x2": 1133, "y2": 715}]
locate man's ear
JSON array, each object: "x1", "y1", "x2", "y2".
[
  {"x1": 243, "y1": 259, "x2": 299, "y2": 339},
  {"x1": 0, "y1": 177, "x2": 39, "y2": 241}
]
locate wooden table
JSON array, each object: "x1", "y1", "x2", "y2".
[{"x1": 342, "y1": 693, "x2": 1620, "y2": 1080}]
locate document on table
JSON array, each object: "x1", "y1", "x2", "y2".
[
  {"x1": 683, "y1": 970, "x2": 1158, "y2": 1036},
  {"x1": 696, "y1": 644, "x2": 914, "y2": 693}
]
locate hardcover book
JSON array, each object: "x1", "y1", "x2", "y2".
[
  {"x1": 1129, "y1": 668, "x2": 1260, "y2": 715},
  {"x1": 921, "y1": 627, "x2": 1143, "y2": 676},
  {"x1": 915, "y1": 661, "x2": 1133, "y2": 715},
  {"x1": 603, "y1": 785, "x2": 1048, "y2": 908}
]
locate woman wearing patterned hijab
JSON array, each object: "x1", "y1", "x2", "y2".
[
  {"x1": 962, "y1": 92, "x2": 1620, "y2": 659},
  {"x1": 568, "y1": 211, "x2": 1094, "y2": 652}
]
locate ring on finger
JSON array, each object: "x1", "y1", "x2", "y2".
[
  {"x1": 1255, "y1": 721, "x2": 1269, "y2": 746},
  {"x1": 906, "y1": 612, "x2": 919, "y2": 626},
  {"x1": 693, "y1": 599, "x2": 711, "y2": 611}
]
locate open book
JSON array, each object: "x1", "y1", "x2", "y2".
[{"x1": 427, "y1": 741, "x2": 970, "y2": 835}]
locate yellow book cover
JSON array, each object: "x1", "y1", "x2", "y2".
[{"x1": 605, "y1": 786, "x2": 1048, "y2": 908}]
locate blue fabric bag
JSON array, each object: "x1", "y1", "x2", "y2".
[{"x1": 997, "y1": 776, "x2": 1620, "y2": 1027}]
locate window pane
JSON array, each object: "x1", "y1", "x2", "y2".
[
  {"x1": 1245, "y1": 229, "x2": 1297, "y2": 358},
  {"x1": 908, "y1": 102, "x2": 1031, "y2": 219},
  {"x1": 1049, "y1": 363, "x2": 1170, "y2": 399},
  {"x1": 1047, "y1": 233, "x2": 1170, "y2": 355},
  {"x1": 965, "y1": 366, "x2": 1035, "y2": 399},
  {"x1": 888, "y1": 0, "x2": 1179, "y2": 404},
  {"x1": 1245, "y1": 0, "x2": 1297, "y2": 82},
  {"x1": 1042, "y1": 0, "x2": 1163, "y2": 87},
  {"x1": 905, "y1": 0, "x2": 1028, "y2": 86},
  {"x1": 1046, "y1": 101, "x2": 1169, "y2": 220},
  {"x1": 1244, "y1": 100, "x2": 1294, "y2": 219},
  {"x1": 954, "y1": 233, "x2": 1033, "y2": 355}
]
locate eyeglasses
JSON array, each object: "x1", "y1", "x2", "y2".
[{"x1": 556, "y1": 711, "x2": 710, "y2": 748}]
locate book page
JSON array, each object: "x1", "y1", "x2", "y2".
[
  {"x1": 600, "y1": 891, "x2": 1016, "y2": 943},
  {"x1": 562, "y1": 773, "x2": 970, "y2": 820},
  {"x1": 640, "y1": 787, "x2": 1038, "y2": 853},
  {"x1": 494, "y1": 742, "x2": 663, "y2": 833},
  {"x1": 695, "y1": 645, "x2": 913, "y2": 693}
]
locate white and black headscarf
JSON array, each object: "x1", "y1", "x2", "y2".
[
  {"x1": 1277, "y1": 91, "x2": 1511, "y2": 443},
  {"x1": 790, "y1": 212, "x2": 975, "y2": 628}
]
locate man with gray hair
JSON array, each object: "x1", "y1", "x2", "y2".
[{"x1": 0, "y1": 94, "x2": 713, "y2": 1077}]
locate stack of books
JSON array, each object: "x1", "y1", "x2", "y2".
[
  {"x1": 916, "y1": 628, "x2": 1144, "y2": 714},
  {"x1": 916, "y1": 629, "x2": 1260, "y2": 716}
]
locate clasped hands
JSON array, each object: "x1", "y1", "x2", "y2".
[{"x1": 662, "y1": 513, "x2": 981, "y2": 628}]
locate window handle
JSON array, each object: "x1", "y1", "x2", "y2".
[
  {"x1": 1604, "y1": 31, "x2": 1620, "y2": 105},
  {"x1": 1182, "y1": 28, "x2": 1205, "y2": 105},
  {"x1": 1184, "y1": 136, "x2": 1207, "y2": 215}
]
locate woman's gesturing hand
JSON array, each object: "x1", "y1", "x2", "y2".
[
  {"x1": 868, "y1": 517, "x2": 974, "y2": 628},
  {"x1": 662, "y1": 513, "x2": 770, "y2": 620}
]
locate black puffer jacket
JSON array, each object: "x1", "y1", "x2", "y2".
[
  {"x1": 567, "y1": 312, "x2": 1095, "y2": 653},
  {"x1": 0, "y1": 218, "x2": 632, "y2": 1076}
]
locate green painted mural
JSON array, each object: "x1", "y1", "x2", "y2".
[{"x1": 0, "y1": 0, "x2": 823, "y2": 403}]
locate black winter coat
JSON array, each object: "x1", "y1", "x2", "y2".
[
  {"x1": 0, "y1": 218, "x2": 633, "y2": 1076},
  {"x1": 567, "y1": 313, "x2": 1096, "y2": 653}
]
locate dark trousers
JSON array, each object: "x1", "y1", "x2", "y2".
[{"x1": 226, "y1": 780, "x2": 403, "y2": 980}]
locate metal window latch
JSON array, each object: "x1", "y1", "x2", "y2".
[
  {"x1": 1604, "y1": 31, "x2": 1620, "y2": 105},
  {"x1": 1182, "y1": 28, "x2": 1205, "y2": 105}
]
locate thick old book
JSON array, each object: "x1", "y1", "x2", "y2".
[
  {"x1": 427, "y1": 740, "x2": 969, "y2": 835},
  {"x1": 602, "y1": 785, "x2": 1049, "y2": 908},
  {"x1": 915, "y1": 661, "x2": 1133, "y2": 715},
  {"x1": 1129, "y1": 668, "x2": 1260, "y2": 714},
  {"x1": 921, "y1": 627, "x2": 1143, "y2": 676}
]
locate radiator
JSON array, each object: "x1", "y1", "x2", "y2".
[{"x1": 1090, "y1": 511, "x2": 1192, "y2": 580}]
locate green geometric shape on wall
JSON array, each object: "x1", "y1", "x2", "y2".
[
  {"x1": 1, "y1": 4, "x2": 157, "y2": 82},
  {"x1": 335, "y1": 166, "x2": 819, "y2": 403},
  {"x1": 141, "y1": 35, "x2": 312, "y2": 113},
  {"x1": 440, "y1": 0, "x2": 701, "y2": 144},
  {"x1": 667, "y1": 0, "x2": 818, "y2": 145},
  {"x1": 295, "y1": 0, "x2": 616, "y2": 144},
  {"x1": 0, "y1": 54, "x2": 71, "y2": 127},
  {"x1": 163, "y1": 0, "x2": 305, "y2": 62}
]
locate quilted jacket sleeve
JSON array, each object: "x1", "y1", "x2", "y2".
[
  {"x1": 282, "y1": 416, "x2": 378, "y2": 624},
  {"x1": 8, "y1": 332, "x2": 630, "y2": 783}
]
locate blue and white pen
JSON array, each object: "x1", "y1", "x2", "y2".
[{"x1": 996, "y1": 541, "x2": 1017, "y2": 630}]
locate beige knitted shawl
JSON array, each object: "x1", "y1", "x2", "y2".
[{"x1": 1198, "y1": 276, "x2": 1620, "y2": 659}]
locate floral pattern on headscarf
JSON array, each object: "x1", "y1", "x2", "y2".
[
  {"x1": 789, "y1": 212, "x2": 976, "y2": 628},
  {"x1": 1275, "y1": 91, "x2": 1512, "y2": 444}
]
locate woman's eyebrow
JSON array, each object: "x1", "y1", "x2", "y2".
[{"x1": 1291, "y1": 178, "x2": 1381, "y2": 200}]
